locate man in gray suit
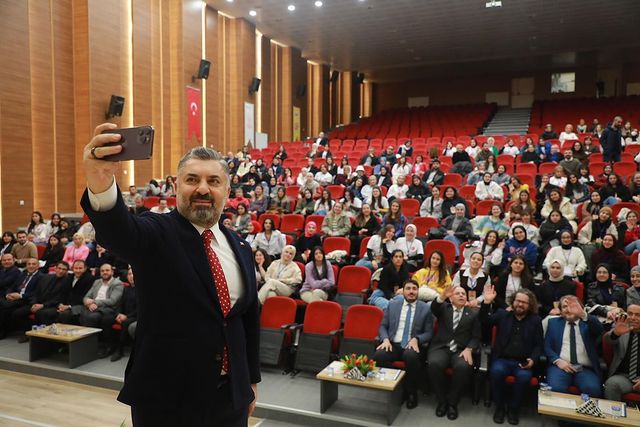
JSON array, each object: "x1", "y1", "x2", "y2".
[
  {"x1": 428, "y1": 285, "x2": 481, "y2": 420},
  {"x1": 604, "y1": 304, "x2": 640, "y2": 400},
  {"x1": 374, "y1": 279, "x2": 433, "y2": 409},
  {"x1": 78, "y1": 263, "x2": 123, "y2": 328}
]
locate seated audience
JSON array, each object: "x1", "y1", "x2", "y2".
[
  {"x1": 452, "y1": 252, "x2": 488, "y2": 309},
  {"x1": 368, "y1": 186, "x2": 389, "y2": 217},
  {"x1": 422, "y1": 159, "x2": 445, "y2": 186},
  {"x1": 419, "y1": 186, "x2": 443, "y2": 219},
  {"x1": 374, "y1": 279, "x2": 433, "y2": 410},
  {"x1": 356, "y1": 225, "x2": 396, "y2": 271},
  {"x1": 395, "y1": 224, "x2": 424, "y2": 272},
  {"x1": 130, "y1": 195, "x2": 149, "y2": 215},
  {"x1": 441, "y1": 187, "x2": 469, "y2": 219},
  {"x1": 368, "y1": 250, "x2": 409, "y2": 310},
  {"x1": 321, "y1": 202, "x2": 351, "y2": 237},
  {"x1": 0, "y1": 254, "x2": 20, "y2": 296},
  {"x1": 439, "y1": 204, "x2": 474, "y2": 256},
  {"x1": 543, "y1": 231, "x2": 586, "y2": 279},
  {"x1": 585, "y1": 264, "x2": 627, "y2": 323},
  {"x1": 150, "y1": 198, "x2": 172, "y2": 214},
  {"x1": 101, "y1": 266, "x2": 137, "y2": 361},
  {"x1": 564, "y1": 174, "x2": 590, "y2": 207},
  {"x1": 40, "y1": 235, "x2": 65, "y2": 273},
  {"x1": 493, "y1": 255, "x2": 535, "y2": 309},
  {"x1": 52, "y1": 260, "x2": 94, "y2": 325},
  {"x1": 600, "y1": 174, "x2": 631, "y2": 205},
  {"x1": 300, "y1": 247, "x2": 335, "y2": 303},
  {"x1": 349, "y1": 204, "x2": 380, "y2": 257},
  {"x1": 0, "y1": 258, "x2": 42, "y2": 339},
  {"x1": 536, "y1": 259, "x2": 577, "y2": 317},
  {"x1": 428, "y1": 285, "x2": 481, "y2": 420},
  {"x1": 475, "y1": 204, "x2": 510, "y2": 239},
  {"x1": 251, "y1": 218, "x2": 285, "y2": 259},
  {"x1": 27, "y1": 211, "x2": 48, "y2": 244},
  {"x1": 269, "y1": 186, "x2": 291, "y2": 214},
  {"x1": 541, "y1": 189, "x2": 575, "y2": 223},
  {"x1": 10, "y1": 231, "x2": 37, "y2": 268},
  {"x1": 257, "y1": 245, "x2": 302, "y2": 304},
  {"x1": 482, "y1": 286, "x2": 543, "y2": 425},
  {"x1": 68, "y1": 264, "x2": 123, "y2": 329},
  {"x1": 539, "y1": 210, "x2": 574, "y2": 251},
  {"x1": 629, "y1": 266, "x2": 640, "y2": 306},
  {"x1": 501, "y1": 225, "x2": 538, "y2": 269},
  {"x1": 386, "y1": 175, "x2": 409, "y2": 202},
  {"x1": 603, "y1": 304, "x2": 640, "y2": 400},
  {"x1": 294, "y1": 189, "x2": 316, "y2": 216},
  {"x1": 414, "y1": 250, "x2": 452, "y2": 301},
  {"x1": 62, "y1": 233, "x2": 91, "y2": 266},
  {"x1": 253, "y1": 249, "x2": 271, "y2": 289},
  {"x1": 294, "y1": 222, "x2": 322, "y2": 263},
  {"x1": 492, "y1": 165, "x2": 511, "y2": 186},
  {"x1": 460, "y1": 231, "x2": 503, "y2": 275},
  {"x1": 591, "y1": 234, "x2": 629, "y2": 283},
  {"x1": 85, "y1": 244, "x2": 116, "y2": 277},
  {"x1": 475, "y1": 172, "x2": 504, "y2": 201},
  {"x1": 544, "y1": 295, "x2": 603, "y2": 397},
  {"x1": 0, "y1": 232, "x2": 16, "y2": 257},
  {"x1": 314, "y1": 189, "x2": 334, "y2": 215},
  {"x1": 248, "y1": 184, "x2": 269, "y2": 217},
  {"x1": 381, "y1": 200, "x2": 408, "y2": 238},
  {"x1": 230, "y1": 203, "x2": 251, "y2": 236}
]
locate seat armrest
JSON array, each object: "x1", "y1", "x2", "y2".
[
  {"x1": 281, "y1": 323, "x2": 298, "y2": 330},
  {"x1": 330, "y1": 329, "x2": 343, "y2": 337}
]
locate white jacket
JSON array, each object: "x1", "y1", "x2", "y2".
[
  {"x1": 543, "y1": 246, "x2": 587, "y2": 276},
  {"x1": 475, "y1": 181, "x2": 504, "y2": 201}
]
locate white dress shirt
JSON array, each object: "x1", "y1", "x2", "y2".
[
  {"x1": 88, "y1": 178, "x2": 244, "y2": 307},
  {"x1": 559, "y1": 319, "x2": 591, "y2": 367},
  {"x1": 393, "y1": 300, "x2": 416, "y2": 344}
]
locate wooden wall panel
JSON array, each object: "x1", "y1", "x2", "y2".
[
  {"x1": 340, "y1": 71, "x2": 352, "y2": 126},
  {"x1": 182, "y1": 0, "x2": 202, "y2": 152},
  {"x1": 29, "y1": 0, "x2": 56, "y2": 216},
  {"x1": 291, "y1": 48, "x2": 307, "y2": 138},
  {"x1": 132, "y1": 0, "x2": 154, "y2": 186},
  {"x1": 280, "y1": 47, "x2": 292, "y2": 142},
  {"x1": 320, "y1": 64, "x2": 330, "y2": 132},
  {"x1": 205, "y1": 6, "x2": 221, "y2": 151},
  {"x1": 52, "y1": 0, "x2": 76, "y2": 213},
  {"x1": 260, "y1": 36, "x2": 272, "y2": 140},
  {"x1": 0, "y1": 0, "x2": 34, "y2": 231}
]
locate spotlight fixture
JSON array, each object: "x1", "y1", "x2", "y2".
[
  {"x1": 315, "y1": 1, "x2": 323, "y2": 7},
  {"x1": 486, "y1": 0, "x2": 502, "y2": 7},
  {"x1": 288, "y1": 4, "x2": 296, "y2": 11},
  {"x1": 226, "y1": 0, "x2": 233, "y2": 3},
  {"x1": 249, "y1": 9, "x2": 257, "y2": 16}
]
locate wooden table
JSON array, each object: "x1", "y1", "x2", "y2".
[
  {"x1": 316, "y1": 361, "x2": 405, "y2": 426},
  {"x1": 538, "y1": 390, "x2": 640, "y2": 427},
  {"x1": 26, "y1": 324, "x2": 102, "y2": 368}
]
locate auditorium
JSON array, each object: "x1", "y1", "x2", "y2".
[{"x1": 2, "y1": 0, "x2": 640, "y2": 426}]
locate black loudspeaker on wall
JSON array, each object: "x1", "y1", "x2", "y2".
[
  {"x1": 296, "y1": 84, "x2": 307, "y2": 98},
  {"x1": 105, "y1": 95, "x2": 125, "y2": 119},
  {"x1": 330, "y1": 70, "x2": 340, "y2": 83},
  {"x1": 249, "y1": 77, "x2": 261, "y2": 95},
  {"x1": 192, "y1": 59, "x2": 211, "y2": 82}
]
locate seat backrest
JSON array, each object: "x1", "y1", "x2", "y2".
[
  {"x1": 280, "y1": 214, "x2": 305, "y2": 234},
  {"x1": 574, "y1": 281, "x2": 584, "y2": 303},
  {"x1": 413, "y1": 217, "x2": 439, "y2": 236},
  {"x1": 259, "y1": 213, "x2": 281, "y2": 229},
  {"x1": 343, "y1": 305, "x2": 384, "y2": 340},
  {"x1": 295, "y1": 261, "x2": 306, "y2": 281},
  {"x1": 424, "y1": 239, "x2": 456, "y2": 266},
  {"x1": 303, "y1": 301, "x2": 342, "y2": 334},
  {"x1": 601, "y1": 335, "x2": 614, "y2": 366},
  {"x1": 399, "y1": 199, "x2": 420, "y2": 217},
  {"x1": 323, "y1": 237, "x2": 351, "y2": 254},
  {"x1": 261, "y1": 296, "x2": 297, "y2": 329},
  {"x1": 338, "y1": 265, "x2": 372, "y2": 294},
  {"x1": 359, "y1": 236, "x2": 371, "y2": 259},
  {"x1": 476, "y1": 200, "x2": 502, "y2": 216}
]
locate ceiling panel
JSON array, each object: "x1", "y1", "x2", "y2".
[{"x1": 206, "y1": 0, "x2": 640, "y2": 81}]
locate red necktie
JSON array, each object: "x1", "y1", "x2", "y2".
[{"x1": 202, "y1": 230, "x2": 232, "y2": 373}]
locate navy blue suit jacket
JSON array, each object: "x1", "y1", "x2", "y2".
[
  {"x1": 544, "y1": 315, "x2": 603, "y2": 376},
  {"x1": 81, "y1": 190, "x2": 260, "y2": 410},
  {"x1": 379, "y1": 298, "x2": 433, "y2": 345}
]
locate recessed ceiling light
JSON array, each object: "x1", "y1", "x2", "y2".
[
  {"x1": 226, "y1": 0, "x2": 233, "y2": 3},
  {"x1": 249, "y1": 9, "x2": 257, "y2": 16},
  {"x1": 315, "y1": 1, "x2": 323, "y2": 6},
  {"x1": 288, "y1": 4, "x2": 296, "y2": 11}
]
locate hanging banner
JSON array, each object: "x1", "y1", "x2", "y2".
[
  {"x1": 293, "y1": 106, "x2": 301, "y2": 141},
  {"x1": 186, "y1": 86, "x2": 201, "y2": 141},
  {"x1": 244, "y1": 102, "x2": 255, "y2": 147}
]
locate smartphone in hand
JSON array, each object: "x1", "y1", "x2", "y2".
[{"x1": 100, "y1": 126, "x2": 154, "y2": 161}]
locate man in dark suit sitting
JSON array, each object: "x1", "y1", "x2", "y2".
[
  {"x1": 428, "y1": 285, "x2": 481, "y2": 420},
  {"x1": 83, "y1": 123, "x2": 260, "y2": 426},
  {"x1": 374, "y1": 279, "x2": 433, "y2": 409},
  {"x1": 0, "y1": 254, "x2": 20, "y2": 296},
  {"x1": 48, "y1": 259, "x2": 94, "y2": 325},
  {"x1": 482, "y1": 285, "x2": 543, "y2": 425},
  {"x1": 0, "y1": 258, "x2": 42, "y2": 339},
  {"x1": 14, "y1": 261, "x2": 71, "y2": 343},
  {"x1": 603, "y1": 304, "x2": 640, "y2": 400},
  {"x1": 544, "y1": 295, "x2": 603, "y2": 397}
]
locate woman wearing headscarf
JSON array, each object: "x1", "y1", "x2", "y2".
[
  {"x1": 627, "y1": 266, "x2": 640, "y2": 306},
  {"x1": 501, "y1": 225, "x2": 538, "y2": 269},
  {"x1": 578, "y1": 206, "x2": 618, "y2": 266},
  {"x1": 543, "y1": 230, "x2": 587, "y2": 280},
  {"x1": 300, "y1": 247, "x2": 336, "y2": 303},
  {"x1": 539, "y1": 209, "x2": 573, "y2": 251},
  {"x1": 294, "y1": 221, "x2": 322, "y2": 263},
  {"x1": 258, "y1": 245, "x2": 302, "y2": 304},
  {"x1": 395, "y1": 224, "x2": 424, "y2": 272},
  {"x1": 535, "y1": 259, "x2": 576, "y2": 317},
  {"x1": 591, "y1": 234, "x2": 629, "y2": 282},
  {"x1": 585, "y1": 264, "x2": 626, "y2": 325}
]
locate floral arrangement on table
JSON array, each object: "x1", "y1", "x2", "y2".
[{"x1": 340, "y1": 353, "x2": 376, "y2": 381}]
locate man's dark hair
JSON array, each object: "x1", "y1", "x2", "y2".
[
  {"x1": 403, "y1": 279, "x2": 419, "y2": 289},
  {"x1": 56, "y1": 261, "x2": 70, "y2": 270},
  {"x1": 16, "y1": 231, "x2": 27, "y2": 237}
]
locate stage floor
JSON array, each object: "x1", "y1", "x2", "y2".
[{"x1": 0, "y1": 336, "x2": 550, "y2": 426}]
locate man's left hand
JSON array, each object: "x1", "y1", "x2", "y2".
[
  {"x1": 459, "y1": 348, "x2": 473, "y2": 366},
  {"x1": 519, "y1": 358, "x2": 534, "y2": 369},
  {"x1": 248, "y1": 383, "x2": 258, "y2": 417},
  {"x1": 407, "y1": 338, "x2": 420, "y2": 353}
]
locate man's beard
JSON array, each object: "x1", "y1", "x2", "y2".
[{"x1": 177, "y1": 194, "x2": 223, "y2": 227}]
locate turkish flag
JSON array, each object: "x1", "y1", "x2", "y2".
[{"x1": 186, "y1": 86, "x2": 201, "y2": 141}]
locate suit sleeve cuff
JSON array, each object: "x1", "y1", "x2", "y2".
[{"x1": 87, "y1": 177, "x2": 118, "y2": 211}]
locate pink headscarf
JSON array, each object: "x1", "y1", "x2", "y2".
[{"x1": 305, "y1": 221, "x2": 317, "y2": 238}]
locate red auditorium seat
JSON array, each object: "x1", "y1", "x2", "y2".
[
  {"x1": 413, "y1": 217, "x2": 440, "y2": 237},
  {"x1": 280, "y1": 214, "x2": 305, "y2": 237},
  {"x1": 292, "y1": 301, "x2": 342, "y2": 374},
  {"x1": 339, "y1": 305, "x2": 384, "y2": 358},
  {"x1": 260, "y1": 296, "x2": 297, "y2": 366},
  {"x1": 358, "y1": 236, "x2": 371, "y2": 259},
  {"x1": 442, "y1": 173, "x2": 462, "y2": 187},
  {"x1": 424, "y1": 239, "x2": 456, "y2": 266},
  {"x1": 323, "y1": 237, "x2": 351, "y2": 255},
  {"x1": 516, "y1": 162, "x2": 537, "y2": 176},
  {"x1": 326, "y1": 185, "x2": 345, "y2": 200},
  {"x1": 476, "y1": 200, "x2": 502, "y2": 216},
  {"x1": 399, "y1": 199, "x2": 420, "y2": 217},
  {"x1": 538, "y1": 162, "x2": 558, "y2": 176},
  {"x1": 334, "y1": 266, "x2": 372, "y2": 318}
]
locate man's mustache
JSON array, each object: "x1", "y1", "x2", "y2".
[{"x1": 190, "y1": 195, "x2": 213, "y2": 202}]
